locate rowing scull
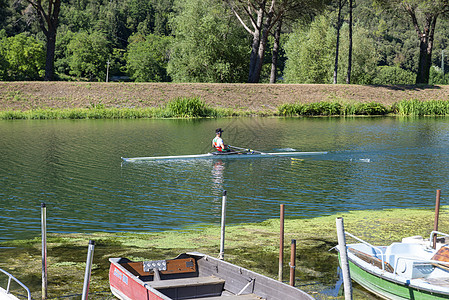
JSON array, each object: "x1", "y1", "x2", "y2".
[{"x1": 121, "y1": 151, "x2": 327, "y2": 162}]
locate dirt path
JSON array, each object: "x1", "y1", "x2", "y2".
[{"x1": 1, "y1": 82, "x2": 448, "y2": 111}]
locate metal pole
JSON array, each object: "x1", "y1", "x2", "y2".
[
  {"x1": 106, "y1": 60, "x2": 110, "y2": 82},
  {"x1": 81, "y1": 240, "x2": 95, "y2": 300},
  {"x1": 336, "y1": 217, "x2": 353, "y2": 300},
  {"x1": 278, "y1": 204, "x2": 285, "y2": 281},
  {"x1": 442, "y1": 50, "x2": 445, "y2": 75},
  {"x1": 41, "y1": 203, "x2": 47, "y2": 300},
  {"x1": 433, "y1": 189, "x2": 442, "y2": 249},
  {"x1": 289, "y1": 239, "x2": 296, "y2": 286},
  {"x1": 219, "y1": 190, "x2": 227, "y2": 260}
]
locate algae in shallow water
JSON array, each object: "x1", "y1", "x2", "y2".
[{"x1": 1, "y1": 207, "x2": 447, "y2": 299}]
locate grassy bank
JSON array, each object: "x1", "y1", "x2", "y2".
[
  {"x1": 1, "y1": 207, "x2": 448, "y2": 299},
  {"x1": 2, "y1": 98, "x2": 449, "y2": 119},
  {"x1": 1, "y1": 82, "x2": 449, "y2": 118}
]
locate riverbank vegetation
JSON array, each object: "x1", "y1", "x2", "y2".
[
  {"x1": 1, "y1": 0, "x2": 449, "y2": 85},
  {"x1": 3, "y1": 97, "x2": 449, "y2": 120},
  {"x1": 1, "y1": 207, "x2": 447, "y2": 299}
]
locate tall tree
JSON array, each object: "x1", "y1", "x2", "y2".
[
  {"x1": 333, "y1": 0, "x2": 346, "y2": 84},
  {"x1": 23, "y1": 0, "x2": 61, "y2": 81},
  {"x1": 346, "y1": 0, "x2": 352, "y2": 83},
  {"x1": 226, "y1": 0, "x2": 328, "y2": 83},
  {"x1": 375, "y1": 0, "x2": 449, "y2": 84},
  {"x1": 270, "y1": 19, "x2": 282, "y2": 83},
  {"x1": 168, "y1": 0, "x2": 248, "y2": 83}
]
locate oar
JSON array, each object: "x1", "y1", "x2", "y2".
[{"x1": 228, "y1": 145, "x2": 304, "y2": 161}]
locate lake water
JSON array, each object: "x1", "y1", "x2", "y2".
[{"x1": 1, "y1": 117, "x2": 449, "y2": 242}]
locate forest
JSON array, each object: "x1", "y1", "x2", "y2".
[{"x1": 0, "y1": 0, "x2": 448, "y2": 85}]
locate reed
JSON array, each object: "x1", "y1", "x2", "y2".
[
  {"x1": 163, "y1": 97, "x2": 216, "y2": 118},
  {"x1": 277, "y1": 101, "x2": 389, "y2": 116},
  {"x1": 394, "y1": 99, "x2": 449, "y2": 116}
]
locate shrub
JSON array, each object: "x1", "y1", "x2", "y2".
[{"x1": 372, "y1": 66, "x2": 416, "y2": 85}]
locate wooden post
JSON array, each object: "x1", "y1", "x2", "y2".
[
  {"x1": 219, "y1": 190, "x2": 227, "y2": 260},
  {"x1": 289, "y1": 239, "x2": 296, "y2": 286},
  {"x1": 41, "y1": 203, "x2": 47, "y2": 300},
  {"x1": 81, "y1": 240, "x2": 95, "y2": 300},
  {"x1": 336, "y1": 217, "x2": 353, "y2": 300},
  {"x1": 278, "y1": 204, "x2": 285, "y2": 281},
  {"x1": 433, "y1": 189, "x2": 442, "y2": 249}
]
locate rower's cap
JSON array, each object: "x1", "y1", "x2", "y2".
[{"x1": 215, "y1": 128, "x2": 223, "y2": 134}]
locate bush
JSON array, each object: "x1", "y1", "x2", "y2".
[
  {"x1": 372, "y1": 66, "x2": 416, "y2": 85},
  {"x1": 429, "y1": 66, "x2": 449, "y2": 85},
  {"x1": 0, "y1": 33, "x2": 45, "y2": 80}
]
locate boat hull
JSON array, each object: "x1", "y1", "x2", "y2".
[
  {"x1": 347, "y1": 256, "x2": 449, "y2": 300},
  {"x1": 121, "y1": 151, "x2": 327, "y2": 162}
]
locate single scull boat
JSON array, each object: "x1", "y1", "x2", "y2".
[{"x1": 121, "y1": 150, "x2": 327, "y2": 162}]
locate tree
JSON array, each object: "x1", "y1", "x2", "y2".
[
  {"x1": 333, "y1": 0, "x2": 347, "y2": 84},
  {"x1": 284, "y1": 15, "x2": 335, "y2": 83},
  {"x1": 67, "y1": 31, "x2": 110, "y2": 81},
  {"x1": 167, "y1": 0, "x2": 248, "y2": 83},
  {"x1": 346, "y1": 0, "x2": 353, "y2": 83},
  {"x1": 22, "y1": 0, "x2": 61, "y2": 81},
  {"x1": 0, "y1": 32, "x2": 45, "y2": 80},
  {"x1": 126, "y1": 33, "x2": 172, "y2": 82},
  {"x1": 284, "y1": 14, "x2": 378, "y2": 84},
  {"x1": 270, "y1": 20, "x2": 282, "y2": 83},
  {"x1": 374, "y1": 0, "x2": 449, "y2": 84},
  {"x1": 225, "y1": 0, "x2": 328, "y2": 83}
]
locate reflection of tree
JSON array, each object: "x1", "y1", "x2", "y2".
[{"x1": 211, "y1": 159, "x2": 225, "y2": 192}]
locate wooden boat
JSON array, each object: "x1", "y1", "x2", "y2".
[
  {"x1": 338, "y1": 230, "x2": 449, "y2": 299},
  {"x1": 121, "y1": 150, "x2": 327, "y2": 162},
  {"x1": 109, "y1": 252, "x2": 314, "y2": 300},
  {"x1": 0, "y1": 267, "x2": 31, "y2": 300}
]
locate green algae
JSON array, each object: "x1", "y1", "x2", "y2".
[{"x1": 1, "y1": 206, "x2": 448, "y2": 299}]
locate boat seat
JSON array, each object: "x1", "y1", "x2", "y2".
[
  {"x1": 121, "y1": 258, "x2": 196, "y2": 278},
  {"x1": 348, "y1": 247, "x2": 394, "y2": 273},
  {"x1": 385, "y1": 243, "x2": 428, "y2": 267},
  {"x1": 185, "y1": 294, "x2": 262, "y2": 300},
  {"x1": 148, "y1": 276, "x2": 225, "y2": 300},
  {"x1": 148, "y1": 275, "x2": 225, "y2": 289}
]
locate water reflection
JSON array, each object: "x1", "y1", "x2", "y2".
[{"x1": 211, "y1": 159, "x2": 225, "y2": 193}]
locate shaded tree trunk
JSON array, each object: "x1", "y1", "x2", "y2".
[
  {"x1": 406, "y1": 5, "x2": 437, "y2": 84},
  {"x1": 270, "y1": 19, "x2": 282, "y2": 83},
  {"x1": 248, "y1": 8, "x2": 264, "y2": 83},
  {"x1": 250, "y1": 2, "x2": 275, "y2": 83},
  {"x1": 26, "y1": 0, "x2": 61, "y2": 81},
  {"x1": 333, "y1": 0, "x2": 345, "y2": 84},
  {"x1": 346, "y1": 0, "x2": 352, "y2": 84}
]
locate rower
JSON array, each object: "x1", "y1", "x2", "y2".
[{"x1": 212, "y1": 128, "x2": 230, "y2": 152}]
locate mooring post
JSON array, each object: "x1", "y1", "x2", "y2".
[
  {"x1": 41, "y1": 203, "x2": 47, "y2": 300},
  {"x1": 336, "y1": 217, "x2": 353, "y2": 300},
  {"x1": 289, "y1": 239, "x2": 296, "y2": 286},
  {"x1": 279, "y1": 204, "x2": 285, "y2": 282},
  {"x1": 81, "y1": 240, "x2": 95, "y2": 300},
  {"x1": 219, "y1": 190, "x2": 227, "y2": 260},
  {"x1": 433, "y1": 189, "x2": 442, "y2": 249}
]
